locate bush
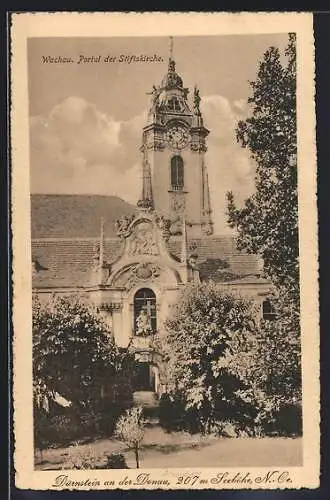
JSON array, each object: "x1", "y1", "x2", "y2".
[
  {"x1": 65, "y1": 444, "x2": 100, "y2": 469},
  {"x1": 33, "y1": 296, "x2": 136, "y2": 450},
  {"x1": 115, "y1": 407, "x2": 145, "y2": 468},
  {"x1": 158, "y1": 393, "x2": 201, "y2": 434},
  {"x1": 105, "y1": 453, "x2": 129, "y2": 469}
]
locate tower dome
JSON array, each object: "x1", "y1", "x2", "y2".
[{"x1": 161, "y1": 59, "x2": 183, "y2": 89}]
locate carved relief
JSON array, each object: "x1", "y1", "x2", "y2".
[
  {"x1": 202, "y1": 222, "x2": 214, "y2": 236},
  {"x1": 115, "y1": 263, "x2": 161, "y2": 289},
  {"x1": 155, "y1": 215, "x2": 171, "y2": 241},
  {"x1": 171, "y1": 193, "x2": 185, "y2": 213},
  {"x1": 127, "y1": 223, "x2": 159, "y2": 256},
  {"x1": 153, "y1": 140, "x2": 166, "y2": 151},
  {"x1": 190, "y1": 142, "x2": 207, "y2": 153},
  {"x1": 99, "y1": 302, "x2": 122, "y2": 312},
  {"x1": 169, "y1": 216, "x2": 182, "y2": 235},
  {"x1": 145, "y1": 139, "x2": 166, "y2": 151},
  {"x1": 115, "y1": 214, "x2": 136, "y2": 239}
]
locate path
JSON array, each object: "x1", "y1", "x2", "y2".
[{"x1": 35, "y1": 425, "x2": 302, "y2": 470}]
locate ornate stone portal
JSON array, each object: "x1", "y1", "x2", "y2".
[{"x1": 87, "y1": 48, "x2": 213, "y2": 393}]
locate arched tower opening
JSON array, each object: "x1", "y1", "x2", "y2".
[{"x1": 170, "y1": 155, "x2": 184, "y2": 190}]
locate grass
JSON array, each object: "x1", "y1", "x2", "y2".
[{"x1": 35, "y1": 424, "x2": 303, "y2": 470}]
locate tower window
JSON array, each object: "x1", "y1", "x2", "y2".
[
  {"x1": 171, "y1": 155, "x2": 184, "y2": 189},
  {"x1": 167, "y1": 96, "x2": 181, "y2": 111},
  {"x1": 262, "y1": 299, "x2": 276, "y2": 321}
]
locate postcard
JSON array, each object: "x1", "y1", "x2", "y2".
[{"x1": 11, "y1": 11, "x2": 319, "y2": 490}]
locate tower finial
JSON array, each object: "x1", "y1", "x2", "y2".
[
  {"x1": 99, "y1": 216, "x2": 105, "y2": 266},
  {"x1": 137, "y1": 149, "x2": 154, "y2": 211},
  {"x1": 168, "y1": 37, "x2": 176, "y2": 72},
  {"x1": 169, "y1": 36, "x2": 174, "y2": 61}
]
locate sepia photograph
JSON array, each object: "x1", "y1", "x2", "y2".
[{"x1": 11, "y1": 12, "x2": 318, "y2": 490}]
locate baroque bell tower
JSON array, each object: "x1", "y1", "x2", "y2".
[{"x1": 139, "y1": 38, "x2": 213, "y2": 237}]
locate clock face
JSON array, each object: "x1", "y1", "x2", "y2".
[{"x1": 166, "y1": 125, "x2": 189, "y2": 150}]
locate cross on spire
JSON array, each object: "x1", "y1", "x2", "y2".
[{"x1": 169, "y1": 36, "x2": 174, "y2": 61}]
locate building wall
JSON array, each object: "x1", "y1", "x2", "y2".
[{"x1": 150, "y1": 147, "x2": 206, "y2": 230}]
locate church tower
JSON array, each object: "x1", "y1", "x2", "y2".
[{"x1": 140, "y1": 39, "x2": 213, "y2": 237}]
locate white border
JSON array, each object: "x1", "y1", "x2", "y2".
[{"x1": 11, "y1": 12, "x2": 318, "y2": 490}]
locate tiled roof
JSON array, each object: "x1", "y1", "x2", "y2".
[
  {"x1": 31, "y1": 194, "x2": 136, "y2": 239},
  {"x1": 31, "y1": 236, "x2": 260, "y2": 289}
]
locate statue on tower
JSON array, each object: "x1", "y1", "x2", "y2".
[
  {"x1": 147, "y1": 85, "x2": 160, "y2": 107},
  {"x1": 193, "y1": 86, "x2": 202, "y2": 115}
]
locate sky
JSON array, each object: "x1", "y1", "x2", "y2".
[{"x1": 28, "y1": 34, "x2": 289, "y2": 234}]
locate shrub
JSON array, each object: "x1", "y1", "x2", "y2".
[
  {"x1": 115, "y1": 407, "x2": 145, "y2": 468},
  {"x1": 105, "y1": 453, "x2": 129, "y2": 469},
  {"x1": 65, "y1": 444, "x2": 100, "y2": 470},
  {"x1": 33, "y1": 296, "x2": 135, "y2": 449}
]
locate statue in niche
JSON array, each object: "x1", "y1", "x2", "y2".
[{"x1": 136, "y1": 306, "x2": 153, "y2": 337}]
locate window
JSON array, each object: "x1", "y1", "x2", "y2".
[
  {"x1": 171, "y1": 155, "x2": 184, "y2": 189},
  {"x1": 262, "y1": 299, "x2": 276, "y2": 321},
  {"x1": 167, "y1": 96, "x2": 181, "y2": 111},
  {"x1": 134, "y1": 288, "x2": 157, "y2": 335}
]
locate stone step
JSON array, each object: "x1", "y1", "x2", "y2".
[{"x1": 133, "y1": 391, "x2": 159, "y2": 408}]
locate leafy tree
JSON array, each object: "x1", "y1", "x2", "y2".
[
  {"x1": 225, "y1": 35, "x2": 301, "y2": 431},
  {"x1": 226, "y1": 34, "x2": 298, "y2": 296},
  {"x1": 115, "y1": 407, "x2": 145, "y2": 468},
  {"x1": 162, "y1": 282, "x2": 259, "y2": 433},
  {"x1": 219, "y1": 292, "x2": 302, "y2": 435},
  {"x1": 33, "y1": 294, "x2": 120, "y2": 412},
  {"x1": 161, "y1": 281, "x2": 301, "y2": 436}
]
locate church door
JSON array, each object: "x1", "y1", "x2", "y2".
[{"x1": 134, "y1": 362, "x2": 152, "y2": 391}]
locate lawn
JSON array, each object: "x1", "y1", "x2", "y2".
[{"x1": 35, "y1": 424, "x2": 303, "y2": 470}]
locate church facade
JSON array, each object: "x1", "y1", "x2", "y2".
[{"x1": 32, "y1": 55, "x2": 273, "y2": 395}]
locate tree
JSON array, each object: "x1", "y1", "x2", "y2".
[
  {"x1": 220, "y1": 292, "x2": 302, "y2": 435},
  {"x1": 162, "y1": 281, "x2": 259, "y2": 433},
  {"x1": 225, "y1": 35, "x2": 301, "y2": 431},
  {"x1": 115, "y1": 407, "x2": 145, "y2": 468},
  {"x1": 227, "y1": 34, "x2": 298, "y2": 296},
  {"x1": 161, "y1": 281, "x2": 301, "y2": 436},
  {"x1": 33, "y1": 294, "x2": 120, "y2": 412}
]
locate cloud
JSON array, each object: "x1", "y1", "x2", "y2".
[
  {"x1": 233, "y1": 98, "x2": 247, "y2": 112},
  {"x1": 30, "y1": 96, "x2": 143, "y2": 204},
  {"x1": 30, "y1": 94, "x2": 255, "y2": 234}
]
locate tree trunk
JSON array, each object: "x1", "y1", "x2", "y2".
[{"x1": 134, "y1": 442, "x2": 140, "y2": 469}]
